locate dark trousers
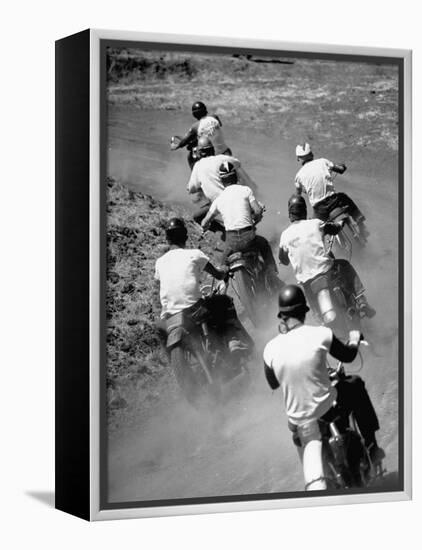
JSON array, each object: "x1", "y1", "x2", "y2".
[
  {"x1": 313, "y1": 192, "x2": 364, "y2": 223},
  {"x1": 322, "y1": 375, "x2": 380, "y2": 446},
  {"x1": 222, "y1": 228, "x2": 277, "y2": 273}
]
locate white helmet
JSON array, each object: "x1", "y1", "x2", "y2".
[{"x1": 295, "y1": 142, "x2": 312, "y2": 157}]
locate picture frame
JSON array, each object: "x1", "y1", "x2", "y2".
[{"x1": 55, "y1": 28, "x2": 412, "y2": 521}]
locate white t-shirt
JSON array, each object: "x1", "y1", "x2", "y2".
[
  {"x1": 263, "y1": 324, "x2": 336, "y2": 425},
  {"x1": 197, "y1": 115, "x2": 229, "y2": 154},
  {"x1": 209, "y1": 184, "x2": 257, "y2": 231},
  {"x1": 154, "y1": 248, "x2": 209, "y2": 318},
  {"x1": 187, "y1": 154, "x2": 241, "y2": 202},
  {"x1": 279, "y1": 219, "x2": 333, "y2": 283},
  {"x1": 295, "y1": 158, "x2": 336, "y2": 206}
]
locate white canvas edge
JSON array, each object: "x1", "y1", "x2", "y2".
[{"x1": 89, "y1": 28, "x2": 412, "y2": 521}]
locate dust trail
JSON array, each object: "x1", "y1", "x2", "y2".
[{"x1": 108, "y1": 362, "x2": 301, "y2": 503}]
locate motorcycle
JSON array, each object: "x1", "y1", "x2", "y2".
[
  {"x1": 304, "y1": 268, "x2": 362, "y2": 337},
  {"x1": 325, "y1": 205, "x2": 367, "y2": 259},
  {"x1": 223, "y1": 206, "x2": 280, "y2": 327},
  {"x1": 226, "y1": 246, "x2": 279, "y2": 327},
  {"x1": 164, "y1": 281, "x2": 250, "y2": 405},
  {"x1": 315, "y1": 362, "x2": 384, "y2": 490}
]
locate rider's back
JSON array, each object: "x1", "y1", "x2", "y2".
[
  {"x1": 197, "y1": 115, "x2": 228, "y2": 154},
  {"x1": 280, "y1": 218, "x2": 333, "y2": 283},
  {"x1": 188, "y1": 154, "x2": 239, "y2": 201},
  {"x1": 263, "y1": 324, "x2": 336, "y2": 425},
  {"x1": 210, "y1": 184, "x2": 256, "y2": 230},
  {"x1": 154, "y1": 248, "x2": 209, "y2": 318},
  {"x1": 295, "y1": 158, "x2": 336, "y2": 206}
]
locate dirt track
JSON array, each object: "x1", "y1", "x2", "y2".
[{"x1": 107, "y1": 105, "x2": 400, "y2": 503}]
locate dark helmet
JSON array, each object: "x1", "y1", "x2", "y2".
[
  {"x1": 288, "y1": 194, "x2": 307, "y2": 221},
  {"x1": 218, "y1": 160, "x2": 238, "y2": 186},
  {"x1": 192, "y1": 101, "x2": 207, "y2": 119},
  {"x1": 165, "y1": 217, "x2": 188, "y2": 244},
  {"x1": 197, "y1": 135, "x2": 215, "y2": 158},
  {"x1": 277, "y1": 284, "x2": 309, "y2": 318}
]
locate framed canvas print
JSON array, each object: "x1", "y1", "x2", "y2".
[{"x1": 55, "y1": 29, "x2": 412, "y2": 521}]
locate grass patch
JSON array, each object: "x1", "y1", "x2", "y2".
[
  {"x1": 106, "y1": 177, "x2": 221, "y2": 429},
  {"x1": 107, "y1": 48, "x2": 399, "y2": 153}
]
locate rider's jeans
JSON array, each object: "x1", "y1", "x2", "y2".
[
  {"x1": 223, "y1": 227, "x2": 278, "y2": 272},
  {"x1": 313, "y1": 192, "x2": 364, "y2": 223}
]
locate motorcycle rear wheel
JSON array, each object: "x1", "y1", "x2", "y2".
[
  {"x1": 170, "y1": 344, "x2": 220, "y2": 406},
  {"x1": 231, "y1": 268, "x2": 259, "y2": 326}
]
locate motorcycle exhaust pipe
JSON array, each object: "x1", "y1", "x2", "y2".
[{"x1": 317, "y1": 288, "x2": 337, "y2": 325}]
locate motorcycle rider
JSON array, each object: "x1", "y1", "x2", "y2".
[
  {"x1": 263, "y1": 284, "x2": 385, "y2": 490},
  {"x1": 171, "y1": 101, "x2": 231, "y2": 169},
  {"x1": 279, "y1": 195, "x2": 376, "y2": 319},
  {"x1": 201, "y1": 161, "x2": 281, "y2": 287},
  {"x1": 155, "y1": 217, "x2": 251, "y2": 363},
  {"x1": 294, "y1": 143, "x2": 368, "y2": 236},
  {"x1": 187, "y1": 136, "x2": 243, "y2": 234}
]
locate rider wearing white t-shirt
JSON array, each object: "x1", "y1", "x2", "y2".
[
  {"x1": 263, "y1": 284, "x2": 384, "y2": 490},
  {"x1": 279, "y1": 195, "x2": 375, "y2": 319},
  {"x1": 155, "y1": 247, "x2": 210, "y2": 319},
  {"x1": 200, "y1": 162, "x2": 279, "y2": 279},
  {"x1": 294, "y1": 143, "x2": 366, "y2": 233},
  {"x1": 187, "y1": 136, "x2": 258, "y2": 233},
  {"x1": 171, "y1": 101, "x2": 231, "y2": 169},
  {"x1": 197, "y1": 114, "x2": 229, "y2": 155},
  {"x1": 188, "y1": 153, "x2": 241, "y2": 204},
  {"x1": 155, "y1": 217, "x2": 251, "y2": 360}
]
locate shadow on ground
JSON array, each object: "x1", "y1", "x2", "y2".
[{"x1": 26, "y1": 491, "x2": 55, "y2": 508}]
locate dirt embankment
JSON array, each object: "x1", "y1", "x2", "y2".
[{"x1": 106, "y1": 177, "x2": 222, "y2": 428}]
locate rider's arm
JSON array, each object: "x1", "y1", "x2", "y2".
[
  {"x1": 278, "y1": 246, "x2": 290, "y2": 266},
  {"x1": 247, "y1": 188, "x2": 263, "y2": 221},
  {"x1": 212, "y1": 114, "x2": 222, "y2": 126},
  {"x1": 176, "y1": 123, "x2": 198, "y2": 149},
  {"x1": 225, "y1": 156, "x2": 241, "y2": 169},
  {"x1": 329, "y1": 331, "x2": 361, "y2": 363},
  {"x1": 201, "y1": 202, "x2": 218, "y2": 230},
  {"x1": 264, "y1": 361, "x2": 280, "y2": 390},
  {"x1": 294, "y1": 175, "x2": 303, "y2": 195},
  {"x1": 204, "y1": 262, "x2": 229, "y2": 280},
  {"x1": 331, "y1": 163, "x2": 347, "y2": 174},
  {"x1": 250, "y1": 198, "x2": 264, "y2": 221}
]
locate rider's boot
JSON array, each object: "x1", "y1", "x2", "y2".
[{"x1": 366, "y1": 441, "x2": 386, "y2": 465}]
